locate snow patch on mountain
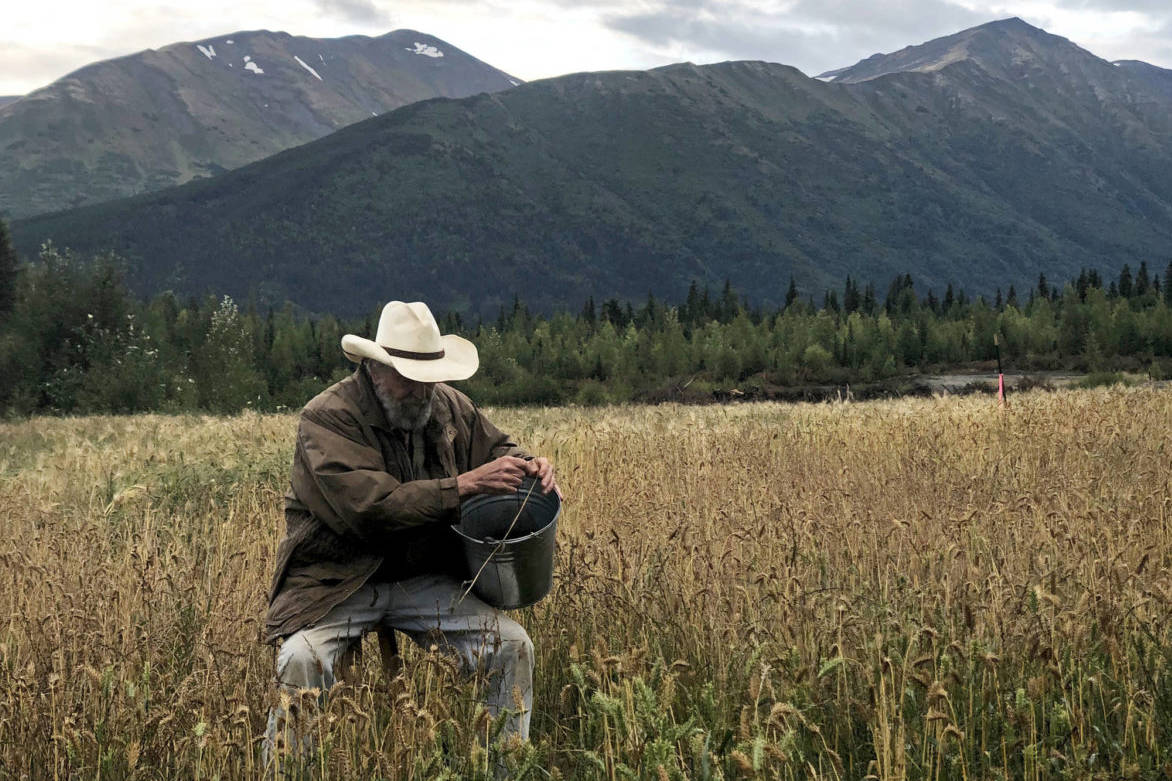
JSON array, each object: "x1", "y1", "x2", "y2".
[
  {"x1": 294, "y1": 55, "x2": 322, "y2": 80},
  {"x1": 197, "y1": 44, "x2": 216, "y2": 60},
  {"x1": 244, "y1": 60, "x2": 264, "y2": 75},
  {"x1": 408, "y1": 42, "x2": 443, "y2": 58}
]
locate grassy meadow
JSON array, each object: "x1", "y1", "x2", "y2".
[{"x1": 1, "y1": 388, "x2": 1170, "y2": 779}]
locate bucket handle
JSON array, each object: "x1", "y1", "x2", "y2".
[{"x1": 455, "y1": 480, "x2": 539, "y2": 605}]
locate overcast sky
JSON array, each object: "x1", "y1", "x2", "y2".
[{"x1": 4, "y1": 1, "x2": 1171, "y2": 95}]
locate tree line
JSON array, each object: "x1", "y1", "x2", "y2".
[{"x1": 1, "y1": 224, "x2": 1171, "y2": 415}]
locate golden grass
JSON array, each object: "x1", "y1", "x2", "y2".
[{"x1": 1, "y1": 388, "x2": 1170, "y2": 779}]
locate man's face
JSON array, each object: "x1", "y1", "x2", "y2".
[
  {"x1": 366, "y1": 360, "x2": 436, "y2": 430},
  {"x1": 367, "y1": 360, "x2": 434, "y2": 402}
]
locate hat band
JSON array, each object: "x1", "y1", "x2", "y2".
[{"x1": 381, "y1": 345, "x2": 446, "y2": 361}]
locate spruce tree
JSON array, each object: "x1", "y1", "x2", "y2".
[
  {"x1": 862, "y1": 282, "x2": 877, "y2": 316},
  {"x1": 1165, "y1": 261, "x2": 1172, "y2": 305},
  {"x1": 602, "y1": 299, "x2": 624, "y2": 327},
  {"x1": 682, "y1": 282, "x2": 700, "y2": 326},
  {"x1": 884, "y1": 276, "x2": 898, "y2": 313},
  {"x1": 926, "y1": 289, "x2": 940, "y2": 315},
  {"x1": 824, "y1": 290, "x2": 840, "y2": 313},
  {"x1": 640, "y1": 292, "x2": 660, "y2": 327},
  {"x1": 699, "y1": 287, "x2": 712, "y2": 321},
  {"x1": 843, "y1": 275, "x2": 860, "y2": 313},
  {"x1": 1118, "y1": 264, "x2": 1133, "y2": 299},
  {"x1": 0, "y1": 218, "x2": 18, "y2": 318},
  {"x1": 784, "y1": 276, "x2": 798, "y2": 310},
  {"x1": 884, "y1": 275, "x2": 906, "y2": 314},
  {"x1": 718, "y1": 279, "x2": 738, "y2": 323},
  {"x1": 581, "y1": 296, "x2": 596, "y2": 326}
]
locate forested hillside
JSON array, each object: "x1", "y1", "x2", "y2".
[
  {"x1": 2, "y1": 232, "x2": 1169, "y2": 415},
  {"x1": 12, "y1": 19, "x2": 1172, "y2": 316}
]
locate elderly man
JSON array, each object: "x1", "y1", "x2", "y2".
[{"x1": 263, "y1": 300, "x2": 559, "y2": 765}]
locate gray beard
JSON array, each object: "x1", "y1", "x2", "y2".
[{"x1": 375, "y1": 387, "x2": 436, "y2": 432}]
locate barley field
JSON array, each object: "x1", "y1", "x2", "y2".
[{"x1": 1, "y1": 388, "x2": 1170, "y2": 780}]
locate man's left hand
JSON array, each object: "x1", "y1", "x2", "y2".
[{"x1": 526, "y1": 457, "x2": 562, "y2": 500}]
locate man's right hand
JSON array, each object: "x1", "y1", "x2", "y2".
[{"x1": 457, "y1": 456, "x2": 530, "y2": 497}]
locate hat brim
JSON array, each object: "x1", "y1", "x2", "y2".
[{"x1": 341, "y1": 333, "x2": 479, "y2": 382}]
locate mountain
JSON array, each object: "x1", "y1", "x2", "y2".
[
  {"x1": 0, "y1": 97, "x2": 18, "y2": 109},
  {"x1": 1113, "y1": 59, "x2": 1172, "y2": 102},
  {"x1": 817, "y1": 18, "x2": 1049, "y2": 83},
  {"x1": 13, "y1": 19, "x2": 1172, "y2": 316},
  {"x1": 0, "y1": 29, "x2": 518, "y2": 219}
]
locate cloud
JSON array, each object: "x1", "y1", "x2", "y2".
[
  {"x1": 0, "y1": 41, "x2": 122, "y2": 94},
  {"x1": 1047, "y1": 0, "x2": 1169, "y2": 11},
  {"x1": 4, "y1": 0, "x2": 1172, "y2": 95},
  {"x1": 312, "y1": 0, "x2": 391, "y2": 25},
  {"x1": 604, "y1": 0, "x2": 987, "y2": 75},
  {"x1": 1008, "y1": 3, "x2": 1172, "y2": 67},
  {"x1": 601, "y1": 0, "x2": 1172, "y2": 76},
  {"x1": 788, "y1": 0, "x2": 986, "y2": 37}
]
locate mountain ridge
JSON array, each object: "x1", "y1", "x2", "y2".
[
  {"x1": 0, "y1": 28, "x2": 519, "y2": 219},
  {"x1": 12, "y1": 19, "x2": 1172, "y2": 316},
  {"x1": 818, "y1": 18, "x2": 1073, "y2": 83},
  {"x1": 1113, "y1": 59, "x2": 1172, "y2": 101}
]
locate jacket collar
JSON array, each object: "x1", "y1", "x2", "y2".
[{"x1": 353, "y1": 363, "x2": 390, "y2": 431}]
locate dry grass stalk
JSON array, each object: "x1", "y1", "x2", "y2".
[{"x1": 0, "y1": 388, "x2": 1169, "y2": 778}]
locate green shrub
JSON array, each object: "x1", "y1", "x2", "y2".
[
  {"x1": 1074, "y1": 371, "x2": 1132, "y2": 389},
  {"x1": 574, "y1": 379, "x2": 611, "y2": 406}
]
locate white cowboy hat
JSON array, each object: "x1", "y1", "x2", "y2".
[{"x1": 341, "y1": 301, "x2": 479, "y2": 383}]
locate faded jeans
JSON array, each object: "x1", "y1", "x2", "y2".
[{"x1": 263, "y1": 574, "x2": 533, "y2": 767}]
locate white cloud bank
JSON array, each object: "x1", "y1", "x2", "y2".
[{"x1": 0, "y1": 0, "x2": 1169, "y2": 96}]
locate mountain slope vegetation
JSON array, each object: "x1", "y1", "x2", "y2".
[
  {"x1": 0, "y1": 29, "x2": 518, "y2": 218},
  {"x1": 13, "y1": 19, "x2": 1172, "y2": 316}
]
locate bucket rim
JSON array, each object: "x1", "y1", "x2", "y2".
[{"x1": 450, "y1": 514, "x2": 557, "y2": 547}]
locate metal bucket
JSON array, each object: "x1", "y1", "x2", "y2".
[{"x1": 453, "y1": 477, "x2": 559, "y2": 610}]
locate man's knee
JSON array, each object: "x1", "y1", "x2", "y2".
[
  {"x1": 276, "y1": 631, "x2": 335, "y2": 689},
  {"x1": 493, "y1": 617, "x2": 533, "y2": 668}
]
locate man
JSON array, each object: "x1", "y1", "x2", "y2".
[{"x1": 263, "y1": 300, "x2": 559, "y2": 766}]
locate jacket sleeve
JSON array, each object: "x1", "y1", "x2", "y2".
[{"x1": 292, "y1": 404, "x2": 460, "y2": 544}]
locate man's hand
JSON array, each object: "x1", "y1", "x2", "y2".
[
  {"x1": 529, "y1": 456, "x2": 563, "y2": 499},
  {"x1": 457, "y1": 456, "x2": 530, "y2": 497},
  {"x1": 456, "y1": 455, "x2": 564, "y2": 499}
]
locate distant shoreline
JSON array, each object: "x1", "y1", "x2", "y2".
[{"x1": 651, "y1": 370, "x2": 1168, "y2": 405}]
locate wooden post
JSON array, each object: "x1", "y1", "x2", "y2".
[{"x1": 995, "y1": 333, "x2": 1007, "y2": 407}]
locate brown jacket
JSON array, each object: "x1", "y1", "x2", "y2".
[{"x1": 266, "y1": 366, "x2": 526, "y2": 642}]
